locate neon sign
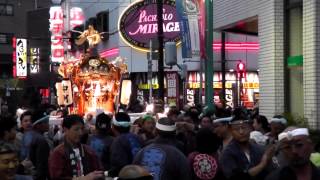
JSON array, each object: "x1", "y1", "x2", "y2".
[
  {"x1": 49, "y1": 6, "x2": 64, "y2": 63},
  {"x1": 118, "y1": 0, "x2": 180, "y2": 52},
  {"x1": 16, "y1": 38, "x2": 27, "y2": 78},
  {"x1": 30, "y1": 48, "x2": 40, "y2": 73}
]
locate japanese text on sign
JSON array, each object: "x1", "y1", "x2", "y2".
[
  {"x1": 49, "y1": 6, "x2": 64, "y2": 63},
  {"x1": 16, "y1": 39, "x2": 27, "y2": 77}
]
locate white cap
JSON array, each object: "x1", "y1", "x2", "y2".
[
  {"x1": 288, "y1": 128, "x2": 309, "y2": 137},
  {"x1": 270, "y1": 117, "x2": 287, "y2": 125},
  {"x1": 213, "y1": 116, "x2": 232, "y2": 123},
  {"x1": 278, "y1": 132, "x2": 289, "y2": 141},
  {"x1": 156, "y1": 121, "x2": 176, "y2": 131}
]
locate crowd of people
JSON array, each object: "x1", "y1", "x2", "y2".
[{"x1": 0, "y1": 104, "x2": 320, "y2": 180}]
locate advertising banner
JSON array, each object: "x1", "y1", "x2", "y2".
[
  {"x1": 175, "y1": 0, "x2": 192, "y2": 58},
  {"x1": 166, "y1": 72, "x2": 179, "y2": 106},
  {"x1": 16, "y1": 38, "x2": 27, "y2": 77},
  {"x1": 176, "y1": 0, "x2": 201, "y2": 58},
  {"x1": 30, "y1": 48, "x2": 39, "y2": 73},
  {"x1": 49, "y1": 6, "x2": 64, "y2": 63}
]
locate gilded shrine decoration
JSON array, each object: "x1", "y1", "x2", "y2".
[{"x1": 57, "y1": 26, "x2": 127, "y2": 115}]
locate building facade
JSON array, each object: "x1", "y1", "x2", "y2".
[
  {"x1": 70, "y1": 0, "x2": 259, "y2": 110},
  {"x1": 214, "y1": 0, "x2": 320, "y2": 128}
]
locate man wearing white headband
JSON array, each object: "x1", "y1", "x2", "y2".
[
  {"x1": 220, "y1": 107, "x2": 275, "y2": 180},
  {"x1": 266, "y1": 127, "x2": 320, "y2": 180},
  {"x1": 268, "y1": 115, "x2": 287, "y2": 144},
  {"x1": 109, "y1": 112, "x2": 142, "y2": 177},
  {"x1": 212, "y1": 116, "x2": 233, "y2": 150},
  {"x1": 133, "y1": 117, "x2": 191, "y2": 180}
]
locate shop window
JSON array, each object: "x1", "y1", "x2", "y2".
[{"x1": 0, "y1": 4, "x2": 14, "y2": 16}]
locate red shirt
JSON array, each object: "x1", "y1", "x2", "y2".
[{"x1": 49, "y1": 143, "x2": 102, "y2": 180}]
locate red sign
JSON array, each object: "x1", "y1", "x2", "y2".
[{"x1": 49, "y1": 6, "x2": 64, "y2": 63}]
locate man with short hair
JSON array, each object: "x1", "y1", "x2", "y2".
[
  {"x1": 212, "y1": 116, "x2": 233, "y2": 149},
  {"x1": 49, "y1": 114, "x2": 103, "y2": 180},
  {"x1": 266, "y1": 128, "x2": 320, "y2": 180},
  {"x1": 267, "y1": 115, "x2": 287, "y2": 143},
  {"x1": 0, "y1": 142, "x2": 32, "y2": 180},
  {"x1": 133, "y1": 117, "x2": 191, "y2": 180},
  {"x1": 29, "y1": 111, "x2": 51, "y2": 180},
  {"x1": 109, "y1": 112, "x2": 143, "y2": 177},
  {"x1": 220, "y1": 109, "x2": 275, "y2": 180},
  {"x1": 88, "y1": 112, "x2": 113, "y2": 170}
]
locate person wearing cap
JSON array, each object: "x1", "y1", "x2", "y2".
[
  {"x1": 117, "y1": 165, "x2": 153, "y2": 180},
  {"x1": 49, "y1": 114, "x2": 103, "y2": 180},
  {"x1": 0, "y1": 142, "x2": 33, "y2": 180},
  {"x1": 220, "y1": 108, "x2": 275, "y2": 180},
  {"x1": 109, "y1": 112, "x2": 143, "y2": 177},
  {"x1": 267, "y1": 115, "x2": 287, "y2": 143},
  {"x1": 133, "y1": 117, "x2": 191, "y2": 180},
  {"x1": 266, "y1": 127, "x2": 320, "y2": 180},
  {"x1": 28, "y1": 110, "x2": 51, "y2": 180},
  {"x1": 212, "y1": 116, "x2": 233, "y2": 150},
  {"x1": 87, "y1": 113, "x2": 113, "y2": 170},
  {"x1": 137, "y1": 114, "x2": 156, "y2": 143}
]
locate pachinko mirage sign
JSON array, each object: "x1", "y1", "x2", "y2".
[{"x1": 118, "y1": 0, "x2": 180, "y2": 52}]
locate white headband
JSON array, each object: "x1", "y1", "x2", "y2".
[
  {"x1": 156, "y1": 122, "x2": 176, "y2": 131},
  {"x1": 270, "y1": 117, "x2": 287, "y2": 125},
  {"x1": 112, "y1": 117, "x2": 131, "y2": 127},
  {"x1": 288, "y1": 128, "x2": 309, "y2": 137},
  {"x1": 213, "y1": 117, "x2": 232, "y2": 123},
  {"x1": 278, "y1": 132, "x2": 289, "y2": 141},
  {"x1": 32, "y1": 115, "x2": 49, "y2": 126}
]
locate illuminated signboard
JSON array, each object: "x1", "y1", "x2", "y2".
[
  {"x1": 118, "y1": 0, "x2": 180, "y2": 52},
  {"x1": 16, "y1": 38, "x2": 27, "y2": 77},
  {"x1": 30, "y1": 48, "x2": 39, "y2": 73},
  {"x1": 70, "y1": 7, "x2": 85, "y2": 29},
  {"x1": 49, "y1": 6, "x2": 64, "y2": 63}
]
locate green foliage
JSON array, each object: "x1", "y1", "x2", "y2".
[{"x1": 282, "y1": 112, "x2": 308, "y2": 127}]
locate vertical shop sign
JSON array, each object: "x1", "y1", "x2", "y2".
[
  {"x1": 225, "y1": 89, "x2": 234, "y2": 109},
  {"x1": 16, "y1": 38, "x2": 27, "y2": 78},
  {"x1": 30, "y1": 48, "x2": 39, "y2": 73},
  {"x1": 12, "y1": 37, "x2": 16, "y2": 78},
  {"x1": 137, "y1": 90, "x2": 144, "y2": 105},
  {"x1": 187, "y1": 89, "x2": 195, "y2": 106},
  {"x1": 70, "y1": 7, "x2": 85, "y2": 29},
  {"x1": 49, "y1": 6, "x2": 64, "y2": 63},
  {"x1": 166, "y1": 72, "x2": 178, "y2": 106}
]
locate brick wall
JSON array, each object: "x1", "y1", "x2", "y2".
[{"x1": 303, "y1": 0, "x2": 320, "y2": 129}]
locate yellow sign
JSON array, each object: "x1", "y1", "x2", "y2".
[
  {"x1": 138, "y1": 84, "x2": 159, "y2": 89},
  {"x1": 188, "y1": 82, "x2": 259, "y2": 89}
]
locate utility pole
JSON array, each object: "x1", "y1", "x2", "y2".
[
  {"x1": 157, "y1": 0, "x2": 165, "y2": 106},
  {"x1": 205, "y1": 0, "x2": 214, "y2": 110},
  {"x1": 221, "y1": 31, "x2": 226, "y2": 107}
]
